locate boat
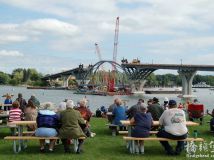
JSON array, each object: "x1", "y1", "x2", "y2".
[
  {"x1": 27, "y1": 86, "x2": 69, "y2": 90},
  {"x1": 144, "y1": 87, "x2": 182, "y2": 94},
  {"x1": 192, "y1": 82, "x2": 212, "y2": 88}
]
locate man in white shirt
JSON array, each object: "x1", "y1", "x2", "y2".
[{"x1": 157, "y1": 100, "x2": 188, "y2": 155}]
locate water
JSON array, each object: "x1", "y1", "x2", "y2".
[{"x1": 0, "y1": 86, "x2": 214, "y2": 112}]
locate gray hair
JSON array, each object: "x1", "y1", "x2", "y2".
[
  {"x1": 66, "y1": 100, "x2": 74, "y2": 109},
  {"x1": 40, "y1": 102, "x2": 56, "y2": 111}
]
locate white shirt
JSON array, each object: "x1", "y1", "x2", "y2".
[{"x1": 159, "y1": 108, "x2": 188, "y2": 136}]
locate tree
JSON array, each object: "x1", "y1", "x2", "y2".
[{"x1": 0, "y1": 72, "x2": 11, "y2": 84}]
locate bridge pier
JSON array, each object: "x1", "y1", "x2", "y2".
[
  {"x1": 130, "y1": 80, "x2": 146, "y2": 93},
  {"x1": 62, "y1": 76, "x2": 69, "y2": 88},
  {"x1": 178, "y1": 69, "x2": 196, "y2": 95}
]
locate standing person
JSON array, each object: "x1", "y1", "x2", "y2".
[
  {"x1": 157, "y1": 100, "x2": 188, "y2": 155},
  {"x1": 8, "y1": 101, "x2": 23, "y2": 135},
  {"x1": 24, "y1": 100, "x2": 37, "y2": 131},
  {"x1": 59, "y1": 100, "x2": 86, "y2": 154},
  {"x1": 112, "y1": 98, "x2": 127, "y2": 130},
  {"x1": 3, "y1": 93, "x2": 13, "y2": 111},
  {"x1": 126, "y1": 99, "x2": 146, "y2": 119},
  {"x1": 35, "y1": 102, "x2": 59, "y2": 152},
  {"x1": 16, "y1": 93, "x2": 27, "y2": 112},
  {"x1": 130, "y1": 104, "x2": 153, "y2": 154},
  {"x1": 28, "y1": 95, "x2": 40, "y2": 108},
  {"x1": 147, "y1": 97, "x2": 164, "y2": 121}
]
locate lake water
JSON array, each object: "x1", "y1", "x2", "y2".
[{"x1": 0, "y1": 85, "x2": 214, "y2": 112}]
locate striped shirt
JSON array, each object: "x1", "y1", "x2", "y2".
[{"x1": 9, "y1": 108, "x2": 22, "y2": 122}]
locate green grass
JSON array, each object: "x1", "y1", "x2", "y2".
[{"x1": 0, "y1": 116, "x2": 213, "y2": 160}]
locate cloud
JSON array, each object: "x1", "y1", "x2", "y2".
[
  {"x1": 0, "y1": 50, "x2": 24, "y2": 57},
  {"x1": 0, "y1": 18, "x2": 79, "y2": 45}
]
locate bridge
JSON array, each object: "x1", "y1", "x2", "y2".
[
  {"x1": 42, "y1": 64, "x2": 92, "y2": 87},
  {"x1": 42, "y1": 59, "x2": 214, "y2": 96},
  {"x1": 121, "y1": 61, "x2": 214, "y2": 95}
]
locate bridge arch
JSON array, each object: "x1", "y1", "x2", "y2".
[{"x1": 82, "y1": 60, "x2": 127, "y2": 84}]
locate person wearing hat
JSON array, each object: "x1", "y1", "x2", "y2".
[
  {"x1": 35, "y1": 102, "x2": 60, "y2": 153},
  {"x1": 59, "y1": 100, "x2": 86, "y2": 154},
  {"x1": 157, "y1": 100, "x2": 188, "y2": 155},
  {"x1": 16, "y1": 93, "x2": 27, "y2": 112},
  {"x1": 2, "y1": 93, "x2": 13, "y2": 111},
  {"x1": 130, "y1": 104, "x2": 153, "y2": 154},
  {"x1": 162, "y1": 97, "x2": 169, "y2": 110},
  {"x1": 147, "y1": 97, "x2": 164, "y2": 121}
]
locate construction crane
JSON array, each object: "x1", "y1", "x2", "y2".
[
  {"x1": 108, "y1": 17, "x2": 120, "y2": 92},
  {"x1": 95, "y1": 43, "x2": 108, "y2": 87},
  {"x1": 95, "y1": 43, "x2": 104, "y2": 71},
  {"x1": 112, "y1": 16, "x2": 119, "y2": 70}
]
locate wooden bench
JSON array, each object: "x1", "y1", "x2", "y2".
[
  {"x1": 106, "y1": 124, "x2": 127, "y2": 136},
  {"x1": 118, "y1": 131, "x2": 158, "y2": 135},
  {"x1": 123, "y1": 136, "x2": 204, "y2": 154},
  {"x1": 4, "y1": 136, "x2": 86, "y2": 153}
]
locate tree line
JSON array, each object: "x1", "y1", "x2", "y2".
[{"x1": 0, "y1": 68, "x2": 46, "y2": 86}]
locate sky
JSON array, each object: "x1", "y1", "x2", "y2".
[{"x1": 0, "y1": 0, "x2": 214, "y2": 75}]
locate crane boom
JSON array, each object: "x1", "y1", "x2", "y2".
[
  {"x1": 95, "y1": 43, "x2": 104, "y2": 71},
  {"x1": 112, "y1": 16, "x2": 119, "y2": 70}
]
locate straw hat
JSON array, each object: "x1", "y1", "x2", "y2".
[{"x1": 2, "y1": 93, "x2": 14, "y2": 98}]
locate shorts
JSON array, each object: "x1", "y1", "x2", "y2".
[{"x1": 35, "y1": 127, "x2": 57, "y2": 137}]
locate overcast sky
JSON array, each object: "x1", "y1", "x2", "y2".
[{"x1": 0, "y1": 0, "x2": 214, "y2": 75}]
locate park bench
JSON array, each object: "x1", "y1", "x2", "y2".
[
  {"x1": 4, "y1": 136, "x2": 86, "y2": 153},
  {"x1": 118, "y1": 131, "x2": 158, "y2": 135},
  {"x1": 123, "y1": 136, "x2": 204, "y2": 154},
  {"x1": 106, "y1": 124, "x2": 127, "y2": 136}
]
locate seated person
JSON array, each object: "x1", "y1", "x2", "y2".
[
  {"x1": 112, "y1": 98, "x2": 127, "y2": 131},
  {"x1": 147, "y1": 97, "x2": 164, "y2": 121},
  {"x1": 157, "y1": 100, "x2": 188, "y2": 155},
  {"x1": 100, "y1": 106, "x2": 107, "y2": 118},
  {"x1": 59, "y1": 100, "x2": 86, "y2": 154},
  {"x1": 207, "y1": 109, "x2": 214, "y2": 132},
  {"x1": 126, "y1": 99, "x2": 145, "y2": 119},
  {"x1": 8, "y1": 101, "x2": 23, "y2": 135},
  {"x1": 76, "y1": 99, "x2": 95, "y2": 137},
  {"x1": 130, "y1": 104, "x2": 153, "y2": 154},
  {"x1": 35, "y1": 102, "x2": 60, "y2": 152},
  {"x1": 24, "y1": 100, "x2": 37, "y2": 131},
  {"x1": 3, "y1": 93, "x2": 13, "y2": 111}
]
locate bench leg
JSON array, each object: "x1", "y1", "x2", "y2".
[
  {"x1": 112, "y1": 128, "x2": 117, "y2": 136},
  {"x1": 13, "y1": 140, "x2": 21, "y2": 153},
  {"x1": 73, "y1": 139, "x2": 78, "y2": 152}
]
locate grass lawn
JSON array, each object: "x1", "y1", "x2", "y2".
[{"x1": 0, "y1": 116, "x2": 213, "y2": 160}]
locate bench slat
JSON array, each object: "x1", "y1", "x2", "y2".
[
  {"x1": 119, "y1": 131, "x2": 158, "y2": 135},
  {"x1": 123, "y1": 136, "x2": 204, "y2": 142},
  {"x1": 4, "y1": 136, "x2": 86, "y2": 140}
]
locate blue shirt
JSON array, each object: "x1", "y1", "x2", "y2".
[
  {"x1": 4, "y1": 99, "x2": 12, "y2": 104},
  {"x1": 112, "y1": 105, "x2": 127, "y2": 126}
]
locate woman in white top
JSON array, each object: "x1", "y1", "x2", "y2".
[{"x1": 157, "y1": 99, "x2": 188, "y2": 155}]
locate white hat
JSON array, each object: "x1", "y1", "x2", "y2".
[
  {"x1": 164, "y1": 97, "x2": 169, "y2": 102},
  {"x1": 66, "y1": 100, "x2": 74, "y2": 109}
]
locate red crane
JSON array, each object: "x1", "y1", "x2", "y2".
[{"x1": 109, "y1": 17, "x2": 119, "y2": 92}]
